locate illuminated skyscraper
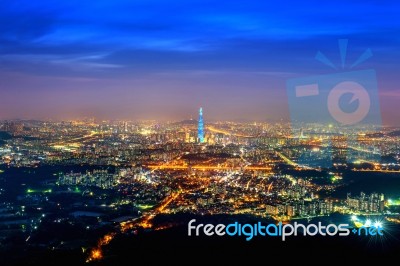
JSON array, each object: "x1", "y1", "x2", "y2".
[{"x1": 198, "y1": 107, "x2": 205, "y2": 143}]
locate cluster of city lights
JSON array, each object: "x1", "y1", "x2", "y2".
[{"x1": 351, "y1": 215, "x2": 383, "y2": 228}]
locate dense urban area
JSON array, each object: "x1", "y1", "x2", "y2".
[{"x1": 1, "y1": 114, "x2": 400, "y2": 262}]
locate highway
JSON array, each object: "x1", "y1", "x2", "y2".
[
  {"x1": 207, "y1": 125, "x2": 253, "y2": 138},
  {"x1": 145, "y1": 164, "x2": 272, "y2": 171},
  {"x1": 87, "y1": 190, "x2": 181, "y2": 262},
  {"x1": 275, "y1": 151, "x2": 298, "y2": 166},
  {"x1": 352, "y1": 169, "x2": 400, "y2": 173},
  {"x1": 121, "y1": 191, "x2": 180, "y2": 231},
  {"x1": 49, "y1": 131, "x2": 102, "y2": 147}
]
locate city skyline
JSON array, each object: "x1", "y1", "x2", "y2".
[
  {"x1": 2, "y1": 2, "x2": 400, "y2": 264},
  {"x1": 0, "y1": 1, "x2": 400, "y2": 124}
]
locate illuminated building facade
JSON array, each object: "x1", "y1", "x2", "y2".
[{"x1": 198, "y1": 107, "x2": 205, "y2": 143}]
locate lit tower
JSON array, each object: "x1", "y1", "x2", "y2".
[{"x1": 198, "y1": 107, "x2": 205, "y2": 143}]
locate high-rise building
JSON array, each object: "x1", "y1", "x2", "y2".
[{"x1": 198, "y1": 107, "x2": 205, "y2": 143}]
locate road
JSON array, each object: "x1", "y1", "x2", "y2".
[
  {"x1": 275, "y1": 151, "x2": 298, "y2": 166},
  {"x1": 145, "y1": 164, "x2": 272, "y2": 171},
  {"x1": 207, "y1": 126, "x2": 253, "y2": 138},
  {"x1": 49, "y1": 131, "x2": 102, "y2": 147}
]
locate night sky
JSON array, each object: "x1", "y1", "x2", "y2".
[{"x1": 0, "y1": 0, "x2": 399, "y2": 124}]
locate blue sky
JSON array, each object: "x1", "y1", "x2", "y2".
[{"x1": 0, "y1": 0, "x2": 399, "y2": 123}]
